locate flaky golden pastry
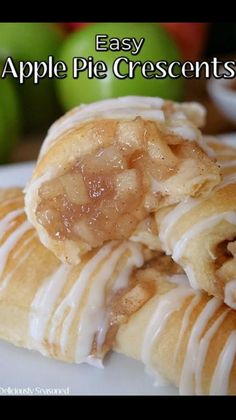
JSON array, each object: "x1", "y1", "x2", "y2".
[
  {"x1": 0, "y1": 188, "x2": 153, "y2": 365},
  {"x1": 1, "y1": 189, "x2": 236, "y2": 394},
  {"x1": 156, "y1": 136, "x2": 236, "y2": 308},
  {"x1": 24, "y1": 96, "x2": 220, "y2": 264},
  {"x1": 115, "y1": 255, "x2": 236, "y2": 395}
]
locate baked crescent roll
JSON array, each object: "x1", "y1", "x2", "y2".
[
  {"x1": 115, "y1": 255, "x2": 236, "y2": 395},
  {"x1": 1, "y1": 192, "x2": 236, "y2": 395},
  {"x1": 24, "y1": 96, "x2": 220, "y2": 264},
  {"x1": 156, "y1": 136, "x2": 236, "y2": 308},
  {"x1": 0, "y1": 188, "x2": 153, "y2": 366}
]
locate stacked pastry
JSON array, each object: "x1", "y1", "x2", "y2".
[
  {"x1": 156, "y1": 135, "x2": 236, "y2": 307},
  {"x1": 1, "y1": 96, "x2": 236, "y2": 395}
]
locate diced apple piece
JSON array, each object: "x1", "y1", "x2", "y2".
[
  {"x1": 60, "y1": 172, "x2": 89, "y2": 205},
  {"x1": 114, "y1": 169, "x2": 139, "y2": 197},
  {"x1": 37, "y1": 207, "x2": 56, "y2": 225},
  {"x1": 86, "y1": 175, "x2": 113, "y2": 200},
  {"x1": 37, "y1": 206, "x2": 64, "y2": 239},
  {"x1": 116, "y1": 118, "x2": 144, "y2": 152},
  {"x1": 143, "y1": 193, "x2": 160, "y2": 211},
  {"x1": 99, "y1": 199, "x2": 119, "y2": 216},
  {"x1": 40, "y1": 179, "x2": 64, "y2": 199},
  {"x1": 82, "y1": 145, "x2": 127, "y2": 173},
  {"x1": 115, "y1": 213, "x2": 137, "y2": 238},
  {"x1": 147, "y1": 138, "x2": 177, "y2": 168},
  {"x1": 73, "y1": 219, "x2": 97, "y2": 245},
  {"x1": 99, "y1": 145, "x2": 127, "y2": 170}
]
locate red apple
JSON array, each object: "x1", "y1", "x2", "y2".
[
  {"x1": 161, "y1": 23, "x2": 209, "y2": 60},
  {"x1": 61, "y1": 22, "x2": 90, "y2": 32}
]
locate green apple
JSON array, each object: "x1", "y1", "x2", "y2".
[
  {"x1": 0, "y1": 23, "x2": 63, "y2": 60},
  {"x1": 0, "y1": 23, "x2": 64, "y2": 132},
  {"x1": 57, "y1": 22, "x2": 183, "y2": 109},
  {"x1": 0, "y1": 77, "x2": 20, "y2": 163}
]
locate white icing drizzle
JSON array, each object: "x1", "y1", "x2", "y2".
[
  {"x1": 219, "y1": 159, "x2": 236, "y2": 168},
  {"x1": 202, "y1": 137, "x2": 217, "y2": 158},
  {"x1": 216, "y1": 173, "x2": 236, "y2": 190},
  {"x1": 95, "y1": 316, "x2": 109, "y2": 353},
  {"x1": 195, "y1": 309, "x2": 230, "y2": 395},
  {"x1": 179, "y1": 297, "x2": 221, "y2": 395},
  {"x1": 169, "y1": 125, "x2": 198, "y2": 141},
  {"x1": 142, "y1": 286, "x2": 194, "y2": 385},
  {"x1": 171, "y1": 110, "x2": 188, "y2": 120},
  {"x1": 96, "y1": 243, "x2": 144, "y2": 351},
  {"x1": 41, "y1": 96, "x2": 165, "y2": 156},
  {"x1": 210, "y1": 331, "x2": 236, "y2": 395},
  {"x1": 0, "y1": 208, "x2": 24, "y2": 238},
  {"x1": 199, "y1": 141, "x2": 217, "y2": 158},
  {"x1": 0, "y1": 221, "x2": 32, "y2": 275},
  {"x1": 174, "y1": 293, "x2": 202, "y2": 363},
  {"x1": 172, "y1": 211, "x2": 236, "y2": 262},
  {"x1": 0, "y1": 211, "x2": 32, "y2": 278},
  {"x1": 75, "y1": 242, "x2": 143, "y2": 363},
  {"x1": 40, "y1": 241, "x2": 142, "y2": 364},
  {"x1": 159, "y1": 198, "x2": 199, "y2": 253},
  {"x1": 29, "y1": 265, "x2": 72, "y2": 348},
  {"x1": 159, "y1": 172, "x2": 236, "y2": 256},
  {"x1": 0, "y1": 196, "x2": 22, "y2": 210},
  {"x1": 13, "y1": 231, "x2": 36, "y2": 260},
  {"x1": 217, "y1": 136, "x2": 236, "y2": 149},
  {"x1": 112, "y1": 243, "x2": 143, "y2": 291},
  {"x1": 48, "y1": 242, "x2": 115, "y2": 351},
  {"x1": 0, "y1": 233, "x2": 36, "y2": 293},
  {"x1": 40, "y1": 96, "x2": 204, "y2": 159},
  {"x1": 224, "y1": 279, "x2": 236, "y2": 310},
  {"x1": 168, "y1": 274, "x2": 190, "y2": 287},
  {"x1": 184, "y1": 265, "x2": 199, "y2": 289},
  {"x1": 206, "y1": 141, "x2": 232, "y2": 159},
  {"x1": 205, "y1": 136, "x2": 236, "y2": 158},
  {"x1": 85, "y1": 355, "x2": 104, "y2": 369},
  {"x1": 130, "y1": 217, "x2": 160, "y2": 251},
  {"x1": 136, "y1": 109, "x2": 165, "y2": 121},
  {"x1": 142, "y1": 281, "x2": 235, "y2": 394},
  {"x1": 206, "y1": 135, "x2": 236, "y2": 156}
]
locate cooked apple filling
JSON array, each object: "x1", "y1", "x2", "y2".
[{"x1": 36, "y1": 118, "x2": 219, "y2": 248}]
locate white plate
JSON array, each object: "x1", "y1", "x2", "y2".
[{"x1": 0, "y1": 161, "x2": 178, "y2": 396}]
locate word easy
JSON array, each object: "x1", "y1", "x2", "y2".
[{"x1": 95, "y1": 34, "x2": 145, "y2": 56}]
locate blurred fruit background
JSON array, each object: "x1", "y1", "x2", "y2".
[{"x1": 0, "y1": 22, "x2": 235, "y2": 165}]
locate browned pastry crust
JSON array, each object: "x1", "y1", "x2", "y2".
[
  {"x1": 0, "y1": 188, "x2": 153, "y2": 364},
  {"x1": 115, "y1": 255, "x2": 236, "y2": 395},
  {"x1": 24, "y1": 97, "x2": 220, "y2": 264},
  {"x1": 1, "y1": 189, "x2": 236, "y2": 394},
  {"x1": 156, "y1": 137, "x2": 236, "y2": 308}
]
